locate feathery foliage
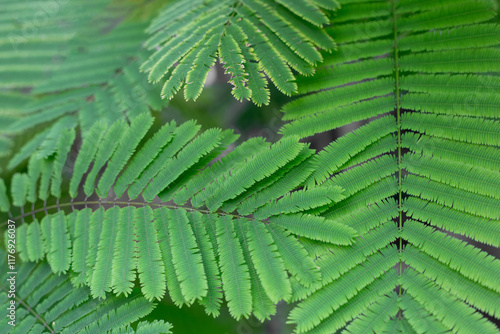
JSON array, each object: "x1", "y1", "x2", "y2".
[
  {"x1": 0, "y1": 250, "x2": 172, "y2": 333},
  {"x1": 1, "y1": 0, "x2": 165, "y2": 170},
  {"x1": 142, "y1": 0, "x2": 337, "y2": 105},
  {"x1": 1, "y1": 0, "x2": 499, "y2": 332},
  {"x1": 1, "y1": 113, "x2": 357, "y2": 322},
  {"x1": 279, "y1": 0, "x2": 500, "y2": 332}
]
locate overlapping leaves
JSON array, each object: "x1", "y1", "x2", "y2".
[
  {"x1": 142, "y1": 0, "x2": 338, "y2": 104},
  {"x1": 0, "y1": 113, "x2": 357, "y2": 321},
  {"x1": 278, "y1": 0, "x2": 500, "y2": 332}
]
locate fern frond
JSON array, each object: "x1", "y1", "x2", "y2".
[
  {"x1": 72, "y1": 209, "x2": 92, "y2": 286},
  {"x1": 343, "y1": 292, "x2": 399, "y2": 334},
  {"x1": 0, "y1": 254, "x2": 171, "y2": 333},
  {"x1": 11, "y1": 173, "x2": 28, "y2": 208},
  {"x1": 402, "y1": 132, "x2": 500, "y2": 171},
  {"x1": 174, "y1": 137, "x2": 268, "y2": 205},
  {"x1": 305, "y1": 116, "x2": 397, "y2": 186},
  {"x1": 49, "y1": 211, "x2": 72, "y2": 275},
  {"x1": 267, "y1": 224, "x2": 321, "y2": 287},
  {"x1": 275, "y1": 0, "x2": 330, "y2": 26},
  {"x1": 188, "y1": 211, "x2": 223, "y2": 316},
  {"x1": 322, "y1": 177, "x2": 398, "y2": 219},
  {"x1": 143, "y1": 0, "x2": 336, "y2": 104},
  {"x1": 14, "y1": 223, "x2": 29, "y2": 263},
  {"x1": 153, "y1": 207, "x2": 186, "y2": 307},
  {"x1": 269, "y1": 214, "x2": 357, "y2": 245},
  {"x1": 402, "y1": 246, "x2": 500, "y2": 317},
  {"x1": 206, "y1": 136, "x2": 304, "y2": 210},
  {"x1": 402, "y1": 221, "x2": 500, "y2": 294},
  {"x1": 110, "y1": 206, "x2": 137, "y2": 297},
  {"x1": 215, "y1": 215, "x2": 252, "y2": 320},
  {"x1": 400, "y1": 48, "x2": 500, "y2": 73},
  {"x1": 403, "y1": 269, "x2": 499, "y2": 334},
  {"x1": 26, "y1": 155, "x2": 42, "y2": 205},
  {"x1": 38, "y1": 158, "x2": 54, "y2": 202},
  {"x1": 289, "y1": 248, "x2": 398, "y2": 333},
  {"x1": 6, "y1": 130, "x2": 49, "y2": 171},
  {"x1": 219, "y1": 33, "x2": 252, "y2": 101},
  {"x1": 184, "y1": 34, "x2": 221, "y2": 101},
  {"x1": 399, "y1": 24, "x2": 500, "y2": 52},
  {"x1": 329, "y1": 155, "x2": 398, "y2": 197},
  {"x1": 232, "y1": 147, "x2": 314, "y2": 214},
  {"x1": 2, "y1": 9, "x2": 165, "y2": 171},
  {"x1": 403, "y1": 154, "x2": 500, "y2": 199},
  {"x1": 85, "y1": 207, "x2": 104, "y2": 285},
  {"x1": 127, "y1": 120, "x2": 201, "y2": 200},
  {"x1": 134, "y1": 206, "x2": 167, "y2": 301},
  {"x1": 309, "y1": 272, "x2": 398, "y2": 334},
  {"x1": 26, "y1": 219, "x2": 44, "y2": 262},
  {"x1": 402, "y1": 112, "x2": 500, "y2": 146},
  {"x1": 404, "y1": 197, "x2": 499, "y2": 247},
  {"x1": 290, "y1": 223, "x2": 397, "y2": 304},
  {"x1": 0, "y1": 179, "x2": 9, "y2": 212},
  {"x1": 97, "y1": 114, "x2": 154, "y2": 198},
  {"x1": 2, "y1": 115, "x2": 344, "y2": 320},
  {"x1": 403, "y1": 175, "x2": 500, "y2": 220},
  {"x1": 253, "y1": 186, "x2": 344, "y2": 219},
  {"x1": 68, "y1": 121, "x2": 105, "y2": 198},
  {"x1": 308, "y1": 224, "x2": 398, "y2": 296},
  {"x1": 158, "y1": 130, "x2": 240, "y2": 202},
  {"x1": 244, "y1": 219, "x2": 292, "y2": 303},
  {"x1": 168, "y1": 208, "x2": 207, "y2": 303},
  {"x1": 280, "y1": 95, "x2": 395, "y2": 138},
  {"x1": 51, "y1": 129, "x2": 75, "y2": 198},
  {"x1": 91, "y1": 207, "x2": 121, "y2": 299},
  {"x1": 338, "y1": 199, "x2": 399, "y2": 235},
  {"x1": 399, "y1": 293, "x2": 450, "y2": 334},
  {"x1": 234, "y1": 220, "x2": 276, "y2": 321},
  {"x1": 83, "y1": 120, "x2": 127, "y2": 197},
  {"x1": 143, "y1": 128, "x2": 223, "y2": 201},
  {"x1": 281, "y1": 0, "x2": 500, "y2": 330}
]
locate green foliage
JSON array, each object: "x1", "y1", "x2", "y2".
[
  {"x1": 1, "y1": 0, "x2": 165, "y2": 170},
  {"x1": 1, "y1": 114, "x2": 357, "y2": 323},
  {"x1": 1, "y1": 0, "x2": 499, "y2": 332},
  {"x1": 142, "y1": 0, "x2": 337, "y2": 104},
  {"x1": 0, "y1": 252, "x2": 172, "y2": 333},
  {"x1": 278, "y1": 0, "x2": 500, "y2": 332}
]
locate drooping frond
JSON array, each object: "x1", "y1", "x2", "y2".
[
  {"x1": 279, "y1": 0, "x2": 500, "y2": 331},
  {"x1": 167, "y1": 208, "x2": 207, "y2": 303},
  {"x1": 142, "y1": 0, "x2": 337, "y2": 105},
  {"x1": 215, "y1": 215, "x2": 252, "y2": 319},
  {"x1": 135, "y1": 206, "x2": 167, "y2": 301},
  {"x1": 0, "y1": 252, "x2": 172, "y2": 333},
  {"x1": 1, "y1": 114, "x2": 357, "y2": 320}
]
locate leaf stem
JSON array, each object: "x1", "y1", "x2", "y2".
[
  {"x1": 0, "y1": 284, "x2": 55, "y2": 333},
  {"x1": 7, "y1": 200, "x2": 257, "y2": 225},
  {"x1": 391, "y1": 0, "x2": 403, "y2": 294}
]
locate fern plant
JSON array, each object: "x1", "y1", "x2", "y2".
[
  {"x1": 1, "y1": 0, "x2": 500, "y2": 333},
  {"x1": 279, "y1": 0, "x2": 500, "y2": 332},
  {"x1": 0, "y1": 250, "x2": 172, "y2": 333},
  {"x1": 0, "y1": 112, "x2": 359, "y2": 324},
  {"x1": 142, "y1": 0, "x2": 338, "y2": 104}
]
